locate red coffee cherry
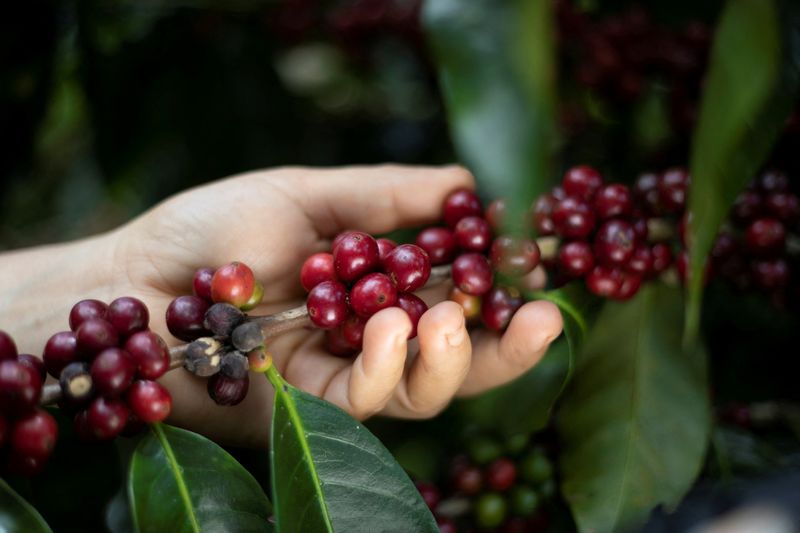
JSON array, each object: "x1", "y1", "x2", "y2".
[
  {"x1": 481, "y1": 286, "x2": 523, "y2": 331},
  {"x1": 613, "y1": 273, "x2": 643, "y2": 301},
  {"x1": 300, "y1": 253, "x2": 336, "y2": 292},
  {"x1": 192, "y1": 267, "x2": 216, "y2": 302},
  {"x1": 650, "y1": 243, "x2": 673, "y2": 275},
  {"x1": 594, "y1": 219, "x2": 636, "y2": 267},
  {"x1": 325, "y1": 328, "x2": 359, "y2": 358},
  {"x1": 106, "y1": 297, "x2": 150, "y2": 337},
  {"x1": 745, "y1": 218, "x2": 786, "y2": 254},
  {"x1": 166, "y1": 295, "x2": 211, "y2": 342},
  {"x1": 562, "y1": 165, "x2": 603, "y2": 201},
  {"x1": 87, "y1": 397, "x2": 129, "y2": 440},
  {"x1": 69, "y1": 299, "x2": 108, "y2": 331},
  {"x1": 626, "y1": 245, "x2": 653, "y2": 276},
  {"x1": 0, "y1": 360, "x2": 42, "y2": 415},
  {"x1": 751, "y1": 258, "x2": 790, "y2": 290},
  {"x1": 531, "y1": 194, "x2": 557, "y2": 236},
  {"x1": 757, "y1": 170, "x2": 789, "y2": 193},
  {"x1": 415, "y1": 227, "x2": 458, "y2": 266},
  {"x1": 658, "y1": 168, "x2": 689, "y2": 212},
  {"x1": 17, "y1": 354, "x2": 46, "y2": 383},
  {"x1": 91, "y1": 348, "x2": 137, "y2": 398},
  {"x1": 633, "y1": 172, "x2": 662, "y2": 215},
  {"x1": 443, "y1": 188, "x2": 483, "y2": 227},
  {"x1": 586, "y1": 266, "x2": 622, "y2": 297},
  {"x1": 307, "y1": 280, "x2": 349, "y2": 328},
  {"x1": 486, "y1": 199, "x2": 509, "y2": 232},
  {"x1": 376, "y1": 238, "x2": 398, "y2": 262},
  {"x1": 558, "y1": 241, "x2": 594, "y2": 278},
  {"x1": 414, "y1": 481, "x2": 441, "y2": 511},
  {"x1": 350, "y1": 273, "x2": 398, "y2": 318},
  {"x1": 732, "y1": 190, "x2": 763, "y2": 224},
  {"x1": 485, "y1": 458, "x2": 517, "y2": 492},
  {"x1": 453, "y1": 464, "x2": 483, "y2": 495},
  {"x1": 452, "y1": 253, "x2": 494, "y2": 296},
  {"x1": 341, "y1": 315, "x2": 367, "y2": 349},
  {"x1": 490, "y1": 236, "x2": 540, "y2": 277},
  {"x1": 211, "y1": 262, "x2": 256, "y2": 307},
  {"x1": 0, "y1": 330, "x2": 18, "y2": 361},
  {"x1": 552, "y1": 197, "x2": 596, "y2": 239},
  {"x1": 383, "y1": 244, "x2": 431, "y2": 292},
  {"x1": 128, "y1": 380, "x2": 172, "y2": 422},
  {"x1": 43, "y1": 331, "x2": 79, "y2": 378},
  {"x1": 124, "y1": 331, "x2": 170, "y2": 380},
  {"x1": 333, "y1": 231, "x2": 381, "y2": 282},
  {"x1": 10, "y1": 409, "x2": 58, "y2": 460},
  {"x1": 764, "y1": 192, "x2": 799, "y2": 222},
  {"x1": 594, "y1": 184, "x2": 632, "y2": 219},
  {"x1": 206, "y1": 374, "x2": 248, "y2": 407},
  {"x1": 449, "y1": 287, "x2": 482, "y2": 320},
  {"x1": 76, "y1": 318, "x2": 119, "y2": 358},
  {"x1": 455, "y1": 216, "x2": 492, "y2": 252},
  {"x1": 396, "y1": 293, "x2": 428, "y2": 339}
]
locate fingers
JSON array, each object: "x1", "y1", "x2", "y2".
[
  {"x1": 383, "y1": 301, "x2": 472, "y2": 418},
  {"x1": 458, "y1": 300, "x2": 563, "y2": 397},
  {"x1": 322, "y1": 308, "x2": 411, "y2": 419},
  {"x1": 273, "y1": 165, "x2": 475, "y2": 237}
]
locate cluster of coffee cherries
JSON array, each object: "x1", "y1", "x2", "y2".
[
  {"x1": 165, "y1": 261, "x2": 268, "y2": 406},
  {"x1": 415, "y1": 432, "x2": 556, "y2": 532}
]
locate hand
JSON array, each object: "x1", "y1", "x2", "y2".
[{"x1": 106, "y1": 165, "x2": 564, "y2": 446}]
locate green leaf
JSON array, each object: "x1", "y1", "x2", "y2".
[
  {"x1": 423, "y1": 0, "x2": 558, "y2": 224},
  {"x1": 686, "y1": 0, "x2": 800, "y2": 342},
  {"x1": 557, "y1": 284, "x2": 711, "y2": 533},
  {"x1": 267, "y1": 368, "x2": 438, "y2": 533},
  {"x1": 128, "y1": 424, "x2": 273, "y2": 533},
  {"x1": 0, "y1": 477, "x2": 52, "y2": 533}
]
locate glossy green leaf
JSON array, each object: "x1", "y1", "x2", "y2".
[
  {"x1": 686, "y1": 0, "x2": 800, "y2": 342},
  {"x1": 128, "y1": 424, "x2": 273, "y2": 533},
  {"x1": 267, "y1": 368, "x2": 437, "y2": 533},
  {"x1": 423, "y1": 0, "x2": 558, "y2": 224},
  {"x1": 557, "y1": 285, "x2": 710, "y2": 533},
  {"x1": 0, "y1": 477, "x2": 52, "y2": 533}
]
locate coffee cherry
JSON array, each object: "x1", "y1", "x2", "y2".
[
  {"x1": 247, "y1": 348, "x2": 272, "y2": 373},
  {"x1": 230, "y1": 321, "x2": 264, "y2": 353},
  {"x1": 475, "y1": 493, "x2": 507, "y2": 529},
  {"x1": 454, "y1": 464, "x2": 483, "y2": 495},
  {"x1": 510, "y1": 485, "x2": 540, "y2": 516},
  {"x1": 486, "y1": 198, "x2": 509, "y2": 232},
  {"x1": 745, "y1": 218, "x2": 786, "y2": 254},
  {"x1": 300, "y1": 253, "x2": 337, "y2": 292},
  {"x1": 307, "y1": 280, "x2": 349, "y2": 328},
  {"x1": 758, "y1": 169, "x2": 789, "y2": 192},
  {"x1": 240, "y1": 281, "x2": 264, "y2": 311},
  {"x1": 562, "y1": 165, "x2": 603, "y2": 201},
  {"x1": 658, "y1": 168, "x2": 689, "y2": 212},
  {"x1": 531, "y1": 194, "x2": 557, "y2": 236},
  {"x1": 325, "y1": 328, "x2": 359, "y2": 358},
  {"x1": 124, "y1": 331, "x2": 169, "y2": 380},
  {"x1": 764, "y1": 192, "x2": 799, "y2": 222},
  {"x1": 87, "y1": 397, "x2": 129, "y2": 440},
  {"x1": 415, "y1": 227, "x2": 458, "y2": 266},
  {"x1": 383, "y1": 244, "x2": 431, "y2": 292},
  {"x1": 0, "y1": 360, "x2": 42, "y2": 415},
  {"x1": 481, "y1": 286, "x2": 523, "y2": 331},
  {"x1": 76, "y1": 318, "x2": 119, "y2": 357},
  {"x1": 396, "y1": 293, "x2": 428, "y2": 339},
  {"x1": 626, "y1": 245, "x2": 653, "y2": 276},
  {"x1": 732, "y1": 190, "x2": 763, "y2": 223},
  {"x1": 11, "y1": 409, "x2": 58, "y2": 460},
  {"x1": 751, "y1": 258, "x2": 790, "y2": 290},
  {"x1": 414, "y1": 480, "x2": 440, "y2": 511},
  {"x1": 486, "y1": 458, "x2": 517, "y2": 491},
  {"x1": 520, "y1": 449, "x2": 553, "y2": 484},
  {"x1": 455, "y1": 216, "x2": 492, "y2": 252},
  {"x1": 333, "y1": 231, "x2": 380, "y2": 282},
  {"x1": 203, "y1": 303, "x2": 245, "y2": 337},
  {"x1": 594, "y1": 219, "x2": 636, "y2": 266},
  {"x1": 613, "y1": 273, "x2": 643, "y2": 301},
  {"x1": 69, "y1": 299, "x2": 108, "y2": 331},
  {"x1": 552, "y1": 197, "x2": 595, "y2": 238},
  {"x1": 128, "y1": 380, "x2": 172, "y2": 422},
  {"x1": 490, "y1": 236, "x2": 541, "y2": 277},
  {"x1": 594, "y1": 184, "x2": 632, "y2": 219},
  {"x1": 220, "y1": 352, "x2": 249, "y2": 379},
  {"x1": 633, "y1": 172, "x2": 662, "y2": 214},
  {"x1": 558, "y1": 241, "x2": 595, "y2": 278},
  {"x1": 448, "y1": 287, "x2": 482, "y2": 320},
  {"x1": 184, "y1": 338, "x2": 224, "y2": 377},
  {"x1": 443, "y1": 188, "x2": 483, "y2": 227},
  {"x1": 207, "y1": 374, "x2": 249, "y2": 406},
  {"x1": 650, "y1": 243, "x2": 673, "y2": 275},
  {"x1": 632, "y1": 217, "x2": 648, "y2": 242},
  {"x1": 376, "y1": 238, "x2": 398, "y2": 261},
  {"x1": 0, "y1": 330, "x2": 18, "y2": 361},
  {"x1": 192, "y1": 267, "x2": 216, "y2": 302},
  {"x1": 711, "y1": 232, "x2": 737, "y2": 261},
  {"x1": 350, "y1": 273, "x2": 398, "y2": 318},
  {"x1": 0, "y1": 413, "x2": 7, "y2": 448},
  {"x1": 469, "y1": 434, "x2": 504, "y2": 464},
  {"x1": 585, "y1": 266, "x2": 622, "y2": 297},
  {"x1": 106, "y1": 297, "x2": 149, "y2": 337},
  {"x1": 166, "y1": 295, "x2": 211, "y2": 342},
  {"x1": 452, "y1": 253, "x2": 494, "y2": 296},
  {"x1": 211, "y1": 262, "x2": 256, "y2": 307},
  {"x1": 90, "y1": 348, "x2": 136, "y2": 398},
  {"x1": 341, "y1": 315, "x2": 367, "y2": 348},
  {"x1": 17, "y1": 354, "x2": 46, "y2": 382},
  {"x1": 436, "y1": 517, "x2": 457, "y2": 533},
  {"x1": 331, "y1": 231, "x2": 352, "y2": 251},
  {"x1": 59, "y1": 361, "x2": 93, "y2": 405}
]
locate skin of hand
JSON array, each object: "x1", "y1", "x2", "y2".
[{"x1": 0, "y1": 165, "x2": 563, "y2": 447}]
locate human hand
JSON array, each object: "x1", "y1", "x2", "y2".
[{"x1": 110, "y1": 165, "x2": 563, "y2": 446}]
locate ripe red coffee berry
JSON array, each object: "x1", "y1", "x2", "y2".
[
  {"x1": 481, "y1": 286, "x2": 523, "y2": 331},
  {"x1": 43, "y1": 331, "x2": 78, "y2": 378},
  {"x1": 0, "y1": 360, "x2": 42, "y2": 415},
  {"x1": 166, "y1": 295, "x2": 211, "y2": 342},
  {"x1": 325, "y1": 328, "x2": 359, "y2": 358},
  {"x1": 69, "y1": 299, "x2": 108, "y2": 331},
  {"x1": 128, "y1": 380, "x2": 172, "y2": 422},
  {"x1": 490, "y1": 235, "x2": 540, "y2": 277},
  {"x1": 485, "y1": 458, "x2": 517, "y2": 492},
  {"x1": 650, "y1": 243, "x2": 673, "y2": 275},
  {"x1": 634, "y1": 172, "x2": 662, "y2": 215},
  {"x1": 486, "y1": 199, "x2": 509, "y2": 232},
  {"x1": 87, "y1": 397, "x2": 129, "y2": 440},
  {"x1": 452, "y1": 253, "x2": 494, "y2": 296},
  {"x1": 341, "y1": 315, "x2": 367, "y2": 348},
  {"x1": 211, "y1": 262, "x2": 256, "y2": 308},
  {"x1": 207, "y1": 374, "x2": 249, "y2": 406},
  {"x1": 732, "y1": 190, "x2": 763, "y2": 223},
  {"x1": 658, "y1": 168, "x2": 689, "y2": 212},
  {"x1": 396, "y1": 293, "x2": 428, "y2": 339},
  {"x1": 765, "y1": 192, "x2": 799, "y2": 222},
  {"x1": 758, "y1": 170, "x2": 789, "y2": 192},
  {"x1": 751, "y1": 258, "x2": 790, "y2": 290},
  {"x1": 449, "y1": 287, "x2": 482, "y2": 320},
  {"x1": 558, "y1": 241, "x2": 594, "y2": 278},
  {"x1": 76, "y1": 318, "x2": 119, "y2": 358},
  {"x1": 376, "y1": 238, "x2": 398, "y2": 261},
  {"x1": 562, "y1": 165, "x2": 603, "y2": 201},
  {"x1": 552, "y1": 197, "x2": 596, "y2": 239},
  {"x1": 106, "y1": 296, "x2": 149, "y2": 337},
  {"x1": 0, "y1": 330, "x2": 18, "y2": 360},
  {"x1": 17, "y1": 354, "x2": 46, "y2": 383},
  {"x1": 613, "y1": 273, "x2": 643, "y2": 301},
  {"x1": 307, "y1": 280, "x2": 349, "y2": 328},
  {"x1": 594, "y1": 219, "x2": 636, "y2": 266},
  {"x1": 192, "y1": 267, "x2": 216, "y2": 302},
  {"x1": 383, "y1": 244, "x2": 431, "y2": 292},
  {"x1": 453, "y1": 465, "x2": 483, "y2": 495},
  {"x1": 443, "y1": 188, "x2": 483, "y2": 227},
  {"x1": 414, "y1": 481, "x2": 441, "y2": 511},
  {"x1": 594, "y1": 184, "x2": 632, "y2": 219},
  {"x1": 531, "y1": 194, "x2": 557, "y2": 236},
  {"x1": 333, "y1": 231, "x2": 380, "y2": 282},
  {"x1": 91, "y1": 348, "x2": 136, "y2": 398},
  {"x1": 415, "y1": 227, "x2": 458, "y2": 265},
  {"x1": 627, "y1": 245, "x2": 653, "y2": 276},
  {"x1": 300, "y1": 253, "x2": 337, "y2": 292},
  {"x1": 11, "y1": 409, "x2": 58, "y2": 460},
  {"x1": 586, "y1": 266, "x2": 622, "y2": 297},
  {"x1": 350, "y1": 273, "x2": 398, "y2": 317},
  {"x1": 124, "y1": 331, "x2": 169, "y2": 380},
  {"x1": 745, "y1": 218, "x2": 786, "y2": 254},
  {"x1": 455, "y1": 216, "x2": 492, "y2": 252}
]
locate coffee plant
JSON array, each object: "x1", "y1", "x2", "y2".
[{"x1": 2, "y1": 0, "x2": 800, "y2": 531}]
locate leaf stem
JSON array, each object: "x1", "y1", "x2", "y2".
[{"x1": 151, "y1": 422, "x2": 202, "y2": 533}]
